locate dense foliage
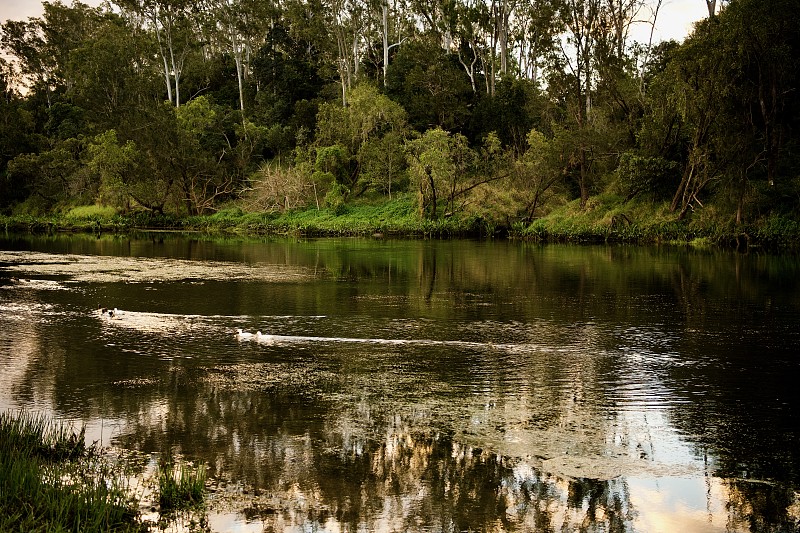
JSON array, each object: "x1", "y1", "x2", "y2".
[{"x1": 1, "y1": 0, "x2": 798, "y2": 238}]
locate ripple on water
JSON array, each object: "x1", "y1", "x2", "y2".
[{"x1": 0, "y1": 298, "x2": 726, "y2": 485}]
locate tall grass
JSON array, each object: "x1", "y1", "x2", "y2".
[
  {"x1": 157, "y1": 458, "x2": 207, "y2": 511},
  {"x1": 0, "y1": 410, "x2": 142, "y2": 532}
]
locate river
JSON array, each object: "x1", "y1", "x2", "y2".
[{"x1": 1, "y1": 233, "x2": 798, "y2": 532}]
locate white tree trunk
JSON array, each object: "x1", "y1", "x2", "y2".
[{"x1": 382, "y1": 2, "x2": 389, "y2": 86}]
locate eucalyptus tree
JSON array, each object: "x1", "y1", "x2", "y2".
[
  {"x1": 324, "y1": 0, "x2": 370, "y2": 106},
  {"x1": 68, "y1": 11, "x2": 162, "y2": 130},
  {"x1": 450, "y1": 0, "x2": 491, "y2": 95},
  {"x1": 495, "y1": 0, "x2": 516, "y2": 76},
  {"x1": 703, "y1": 0, "x2": 729, "y2": 16},
  {"x1": 1, "y1": 1, "x2": 105, "y2": 106},
  {"x1": 380, "y1": 0, "x2": 413, "y2": 87},
  {"x1": 408, "y1": 0, "x2": 451, "y2": 45},
  {"x1": 199, "y1": 0, "x2": 272, "y2": 112},
  {"x1": 360, "y1": 0, "x2": 413, "y2": 87},
  {"x1": 554, "y1": 0, "x2": 600, "y2": 207},
  {"x1": 510, "y1": 0, "x2": 559, "y2": 84},
  {"x1": 550, "y1": 0, "x2": 647, "y2": 208},
  {"x1": 600, "y1": 0, "x2": 644, "y2": 60},
  {"x1": 114, "y1": 0, "x2": 198, "y2": 107}
]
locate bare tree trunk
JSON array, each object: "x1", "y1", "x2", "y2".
[
  {"x1": 382, "y1": 2, "x2": 389, "y2": 87},
  {"x1": 457, "y1": 45, "x2": 478, "y2": 93},
  {"x1": 352, "y1": 30, "x2": 360, "y2": 80},
  {"x1": 234, "y1": 47, "x2": 245, "y2": 111},
  {"x1": 671, "y1": 160, "x2": 693, "y2": 213},
  {"x1": 152, "y1": 14, "x2": 173, "y2": 105},
  {"x1": 499, "y1": 0, "x2": 509, "y2": 75},
  {"x1": 336, "y1": 29, "x2": 349, "y2": 106},
  {"x1": 169, "y1": 44, "x2": 181, "y2": 107}
]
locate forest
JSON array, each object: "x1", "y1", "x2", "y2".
[{"x1": 1, "y1": 0, "x2": 799, "y2": 242}]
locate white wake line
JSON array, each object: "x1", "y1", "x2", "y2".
[
  {"x1": 98, "y1": 309, "x2": 538, "y2": 351},
  {"x1": 242, "y1": 334, "x2": 519, "y2": 351}
]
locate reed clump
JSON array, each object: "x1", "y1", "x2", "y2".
[
  {"x1": 0, "y1": 410, "x2": 142, "y2": 532},
  {"x1": 157, "y1": 457, "x2": 207, "y2": 511}
]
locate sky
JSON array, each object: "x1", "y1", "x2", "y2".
[
  {"x1": 1, "y1": 0, "x2": 707, "y2": 43},
  {"x1": 0, "y1": 0, "x2": 101, "y2": 25},
  {"x1": 629, "y1": 0, "x2": 709, "y2": 44}
]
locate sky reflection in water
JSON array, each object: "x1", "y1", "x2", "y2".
[{"x1": 0, "y1": 236, "x2": 799, "y2": 532}]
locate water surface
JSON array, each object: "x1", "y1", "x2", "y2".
[{"x1": 1, "y1": 234, "x2": 798, "y2": 532}]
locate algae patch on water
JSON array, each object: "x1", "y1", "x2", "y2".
[{"x1": 0, "y1": 251, "x2": 322, "y2": 283}]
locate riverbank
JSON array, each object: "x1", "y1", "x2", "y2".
[{"x1": 3, "y1": 194, "x2": 799, "y2": 249}]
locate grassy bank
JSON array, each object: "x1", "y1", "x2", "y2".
[
  {"x1": 3, "y1": 193, "x2": 799, "y2": 249},
  {"x1": 0, "y1": 195, "x2": 488, "y2": 238},
  {"x1": 512, "y1": 194, "x2": 800, "y2": 249},
  {"x1": 0, "y1": 410, "x2": 207, "y2": 532}
]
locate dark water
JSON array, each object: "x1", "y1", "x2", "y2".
[{"x1": 1, "y1": 233, "x2": 798, "y2": 532}]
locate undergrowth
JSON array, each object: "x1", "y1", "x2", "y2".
[{"x1": 2, "y1": 192, "x2": 799, "y2": 249}]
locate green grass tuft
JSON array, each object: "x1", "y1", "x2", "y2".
[
  {"x1": 65, "y1": 205, "x2": 118, "y2": 220},
  {"x1": 157, "y1": 457, "x2": 207, "y2": 511}
]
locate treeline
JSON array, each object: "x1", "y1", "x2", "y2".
[{"x1": 1, "y1": 0, "x2": 798, "y2": 234}]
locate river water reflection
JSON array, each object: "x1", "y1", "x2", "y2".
[{"x1": 1, "y1": 233, "x2": 798, "y2": 532}]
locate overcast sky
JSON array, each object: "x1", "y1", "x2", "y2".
[
  {"x1": 0, "y1": 0, "x2": 103, "y2": 25},
  {"x1": 1, "y1": 0, "x2": 707, "y2": 45}
]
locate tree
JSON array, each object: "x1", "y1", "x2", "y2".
[
  {"x1": 510, "y1": 0, "x2": 559, "y2": 84},
  {"x1": 201, "y1": 0, "x2": 272, "y2": 113},
  {"x1": 6, "y1": 138, "x2": 87, "y2": 211},
  {"x1": 555, "y1": 0, "x2": 601, "y2": 208},
  {"x1": 661, "y1": 0, "x2": 800, "y2": 223},
  {"x1": 324, "y1": 0, "x2": 369, "y2": 106},
  {"x1": 406, "y1": 127, "x2": 506, "y2": 219},
  {"x1": 68, "y1": 12, "x2": 162, "y2": 129},
  {"x1": 0, "y1": 59, "x2": 36, "y2": 209},
  {"x1": 385, "y1": 36, "x2": 473, "y2": 132},
  {"x1": 252, "y1": 19, "x2": 325, "y2": 123},
  {"x1": 116, "y1": 0, "x2": 196, "y2": 107},
  {"x1": 468, "y1": 76, "x2": 546, "y2": 152},
  {"x1": 1, "y1": 1, "x2": 105, "y2": 105},
  {"x1": 172, "y1": 96, "x2": 265, "y2": 214},
  {"x1": 512, "y1": 129, "x2": 563, "y2": 221},
  {"x1": 314, "y1": 83, "x2": 408, "y2": 195},
  {"x1": 88, "y1": 129, "x2": 140, "y2": 210},
  {"x1": 375, "y1": 0, "x2": 410, "y2": 87}
]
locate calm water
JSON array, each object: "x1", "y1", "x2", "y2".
[{"x1": 1, "y1": 233, "x2": 799, "y2": 532}]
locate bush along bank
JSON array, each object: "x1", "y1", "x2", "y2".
[{"x1": 2, "y1": 196, "x2": 800, "y2": 249}]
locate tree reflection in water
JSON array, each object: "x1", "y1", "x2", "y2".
[
  {"x1": 2, "y1": 238, "x2": 800, "y2": 531},
  {"x1": 105, "y1": 374, "x2": 798, "y2": 532}
]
